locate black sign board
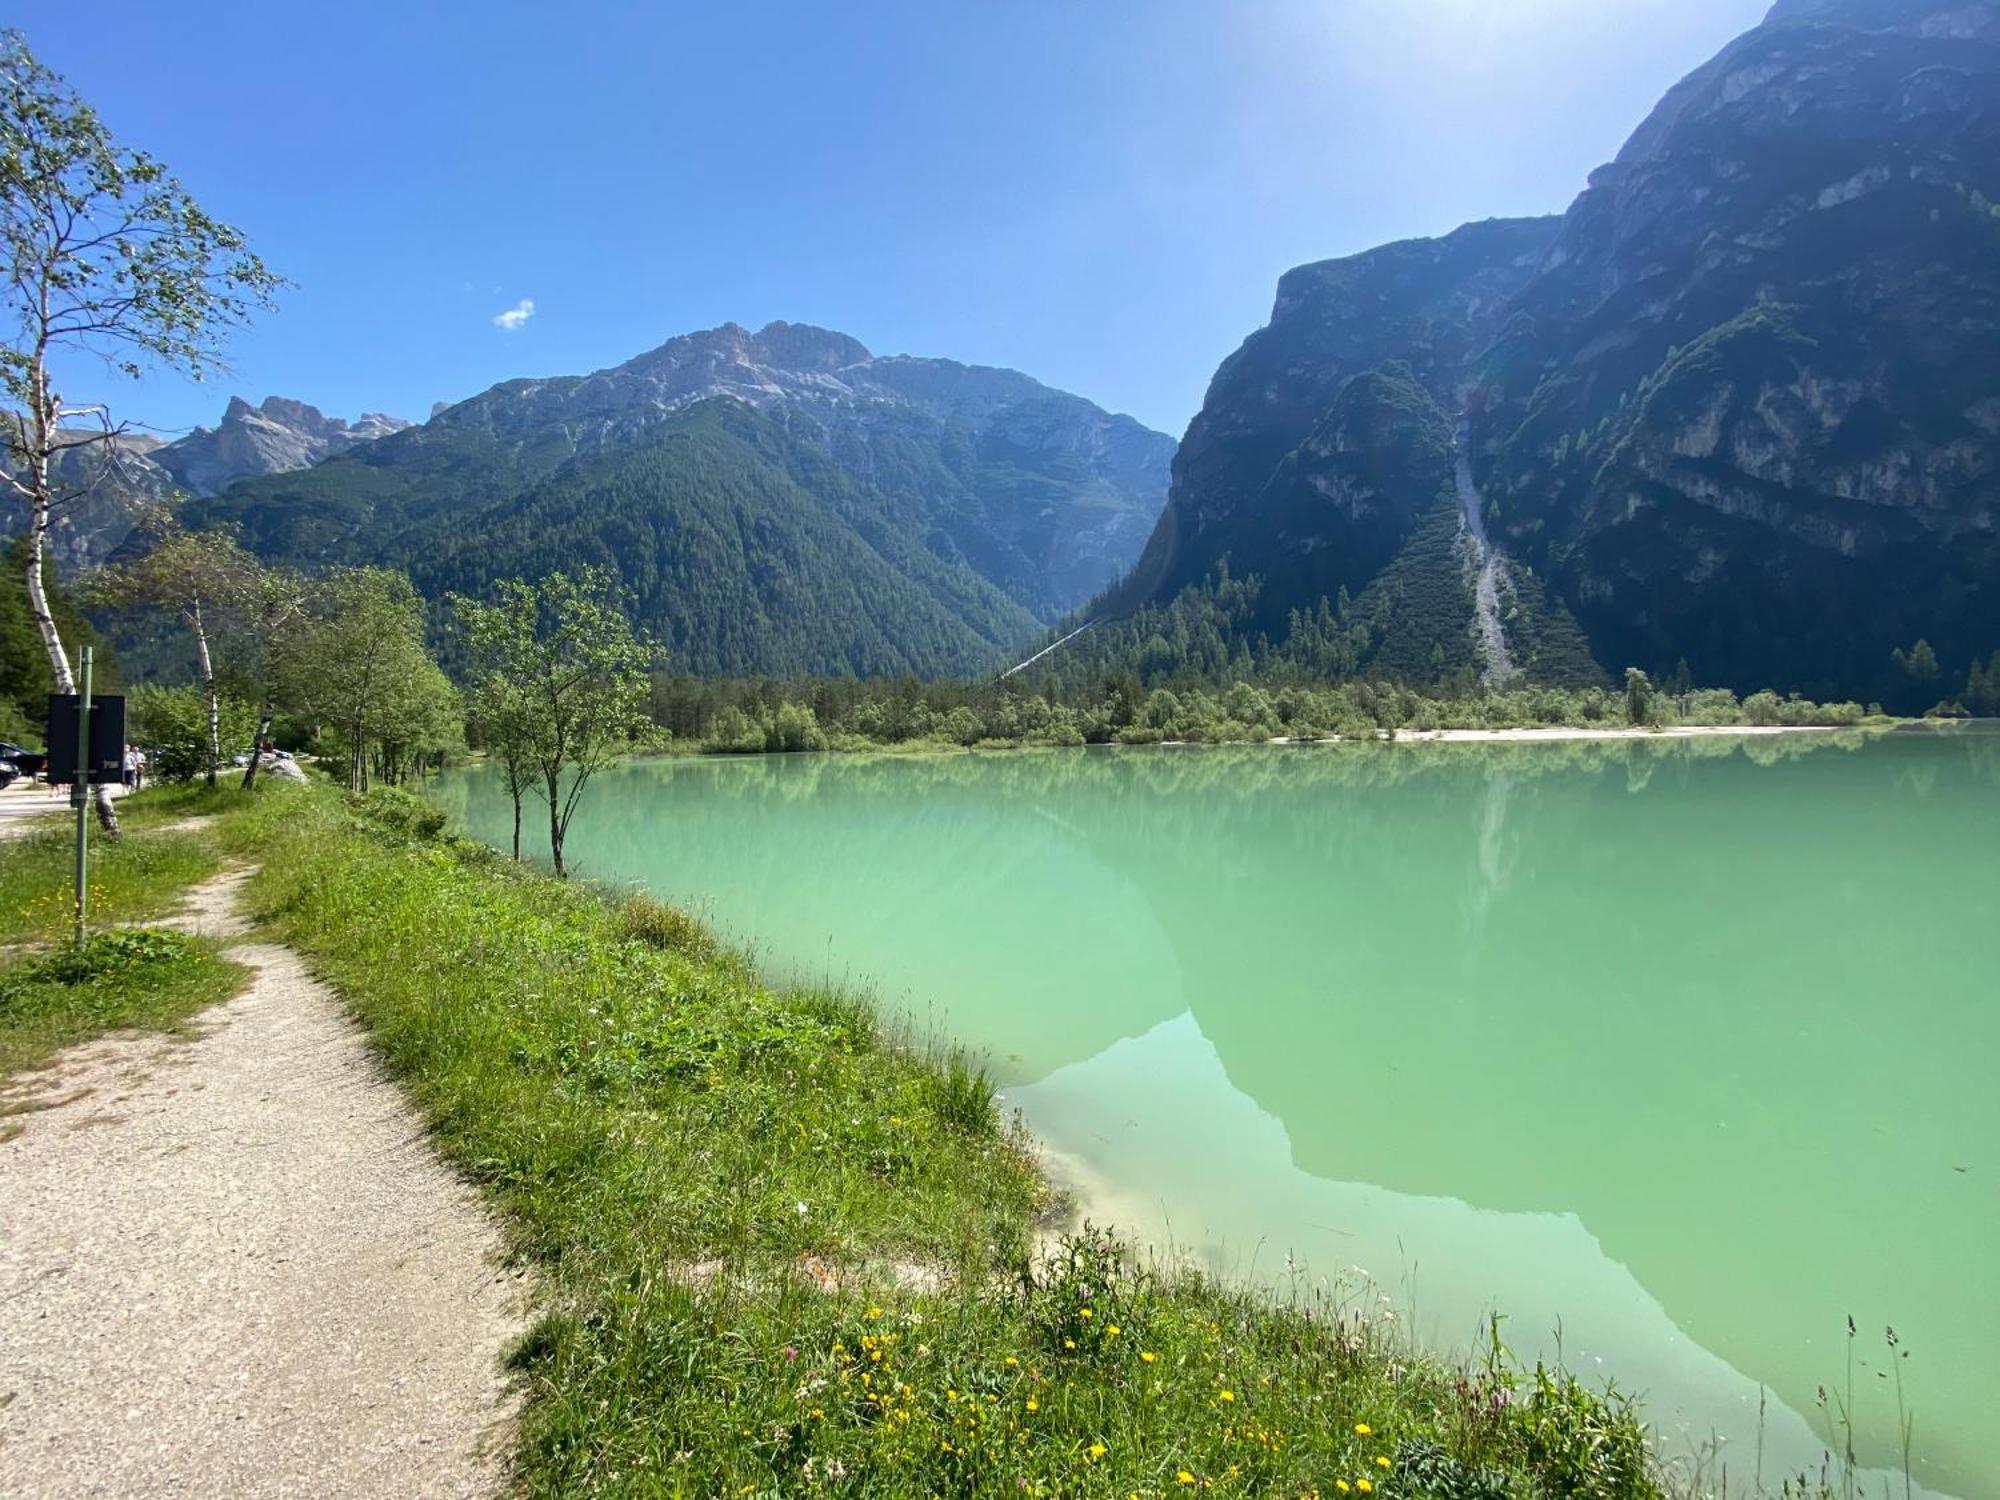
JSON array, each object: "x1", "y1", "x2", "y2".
[{"x1": 46, "y1": 694, "x2": 127, "y2": 786}]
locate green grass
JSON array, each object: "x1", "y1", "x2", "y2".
[
  {"x1": 0, "y1": 787, "x2": 249, "y2": 1077},
  {"x1": 178, "y1": 779, "x2": 1796, "y2": 1499},
  {"x1": 0, "y1": 799, "x2": 224, "y2": 944},
  {"x1": 0, "y1": 927, "x2": 248, "y2": 1078}
]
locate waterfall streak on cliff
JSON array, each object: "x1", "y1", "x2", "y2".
[{"x1": 1453, "y1": 422, "x2": 1515, "y2": 683}]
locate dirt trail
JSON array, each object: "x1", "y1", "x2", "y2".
[
  {"x1": 0, "y1": 783, "x2": 127, "y2": 842},
  {"x1": 0, "y1": 868, "x2": 527, "y2": 1498}
]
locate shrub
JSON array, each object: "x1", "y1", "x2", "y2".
[
  {"x1": 764, "y1": 701, "x2": 828, "y2": 753},
  {"x1": 347, "y1": 785, "x2": 446, "y2": 841},
  {"x1": 1, "y1": 927, "x2": 201, "y2": 992},
  {"x1": 128, "y1": 683, "x2": 259, "y2": 782},
  {"x1": 1513, "y1": 1364, "x2": 1661, "y2": 1498},
  {"x1": 616, "y1": 891, "x2": 715, "y2": 959},
  {"x1": 925, "y1": 1049, "x2": 995, "y2": 1134}
]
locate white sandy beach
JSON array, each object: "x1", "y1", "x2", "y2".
[{"x1": 1385, "y1": 723, "x2": 1849, "y2": 744}]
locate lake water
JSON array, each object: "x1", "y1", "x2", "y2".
[{"x1": 431, "y1": 727, "x2": 2000, "y2": 1497}]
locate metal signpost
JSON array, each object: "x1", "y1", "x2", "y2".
[
  {"x1": 74, "y1": 647, "x2": 90, "y2": 948},
  {"x1": 46, "y1": 647, "x2": 126, "y2": 951}
]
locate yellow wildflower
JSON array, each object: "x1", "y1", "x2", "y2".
[
  {"x1": 866, "y1": 1306, "x2": 884, "y2": 1319},
  {"x1": 1141, "y1": 1351, "x2": 1158, "y2": 1363},
  {"x1": 1027, "y1": 1398, "x2": 1039, "y2": 1411},
  {"x1": 1218, "y1": 1390, "x2": 1236, "y2": 1403},
  {"x1": 1335, "y1": 1484, "x2": 1350, "y2": 1495},
  {"x1": 1063, "y1": 1338, "x2": 1077, "y2": 1350},
  {"x1": 1079, "y1": 1307, "x2": 1094, "y2": 1319},
  {"x1": 1353, "y1": 1423, "x2": 1371, "y2": 1436},
  {"x1": 1107, "y1": 1324, "x2": 1121, "y2": 1336},
  {"x1": 1089, "y1": 1441, "x2": 1107, "y2": 1459},
  {"x1": 1357, "y1": 1482, "x2": 1373, "y2": 1496},
  {"x1": 1005, "y1": 1356, "x2": 1019, "y2": 1366},
  {"x1": 1177, "y1": 1472, "x2": 1196, "y2": 1486},
  {"x1": 1375, "y1": 1456, "x2": 1391, "y2": 1470}
]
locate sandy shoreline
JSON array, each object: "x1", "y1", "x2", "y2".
[{"x1": 1379, "y1": 723, "x2": 1851, "y2": 745}]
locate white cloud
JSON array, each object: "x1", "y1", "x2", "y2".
[{"x1": 492, "y1": 298, "x2": 535, "y2": 332}]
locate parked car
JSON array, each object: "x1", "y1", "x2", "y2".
[
  {"x1": 0, "y1": 742, "x2": 46, "y2": 778},
  {"x1": 0, "y1": 758, "x2": 16, "y2": 790}
]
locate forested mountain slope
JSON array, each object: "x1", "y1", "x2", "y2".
[
  {"x1": 182, "y1": 321, "x2": 1173, "y2": 676},
  {"x1": 407, "y1": 401, "x2": 1045, "y2": 678}
]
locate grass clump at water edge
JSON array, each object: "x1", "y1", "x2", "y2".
[{"x1": 200, "y1": 780, "x2": 1817, "y2": 1497}]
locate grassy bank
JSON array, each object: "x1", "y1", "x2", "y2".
[
  {"x1": 182, "y1": 778, "x2": 1742, "y2": 1499},
  {"x1": 0, "y1": 797, "x2": 247, "y2": 1079}
]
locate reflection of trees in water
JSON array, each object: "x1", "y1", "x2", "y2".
[{"x1": 645, "y1": 730, "x2": 1879, "y2": 812}]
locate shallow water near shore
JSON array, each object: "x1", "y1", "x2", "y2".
[{"x1": 432, "y1": 725, "x2": 2000, "y2": 1496}]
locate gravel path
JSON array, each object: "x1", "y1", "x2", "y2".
[
  {"x1": 0, "y1": 868, "x2": 527, "y2": 1498},
  {"x1": 0, "y1": 783, "x2": 126, "y2": 841}
]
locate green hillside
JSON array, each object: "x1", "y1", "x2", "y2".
[{"x1": 193, "y1": 400, "x2": 1042, "y2": 678}]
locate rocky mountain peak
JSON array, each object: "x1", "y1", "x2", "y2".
[
  {"x1": 152, "y1": 395, "x2": 412, "y2": 498},
  {"x1": 748, "y1": 320, "x2": 872, "y2": 372}
]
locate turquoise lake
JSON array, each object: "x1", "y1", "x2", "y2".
[{"x1": 431, "y1": 726, "x2": 2000, "y2": 1497}]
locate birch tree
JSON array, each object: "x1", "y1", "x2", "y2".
[
  {"x1": 451, "y1": 605, "x2": 536, "y2": 860},
  {"x1": 452, "y1": 569, "x2": 650, "y2": 878},
  {"x1": 271, "y1": 567, "x2": 447, "y2": 791},
  {"x1": 236, "y1": 559, "x2": 308, "y2": 790},
  {"x1": 90, "y1": 520, "x2": 257, "y2": 786},
  {"x1": 0, "y1": 32, "x2": 280, "y2": 829}
]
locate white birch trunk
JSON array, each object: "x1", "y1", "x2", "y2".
[
  {"x1": 20, "y1": 371, "x2": 118, "y2": 835},
  {"x1": 191, "y1": 596, "x2": 220, "y2": 788}
]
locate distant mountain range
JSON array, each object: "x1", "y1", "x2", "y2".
[
  {"x1": 1090, "y1": 0, "x2": 2000, "y2": 702},
  {"x1": 8, "y1": 397, "x2": 415, "y2": 567},
  {"x1": 179, "y1": 322, "x2": 1174, "y2": 676},
  {"x1": 157, "y1": 397, "x2": 413, "y2": 499}
]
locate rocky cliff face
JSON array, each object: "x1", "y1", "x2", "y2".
[
  {"x1": 155, "y1": 396, "x2": 413, "y2": 498},
  {"x1": 428, "y1": 321, "x2": 1174, "y2": 618},
  {"x1": 29, "y1": 433, "x2": 179, "y2": 568},
  {"x1": 1474, "y1": 0, "x2": 2000, "y2": 695},
  {"x1": 1111, "y1": 0, "x2": 2000, "y2": 698},
  {"x1": 1115, "y1": 217, "x2": 1558, "y2": 625}
]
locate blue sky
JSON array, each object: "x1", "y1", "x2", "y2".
[{"x1": 27, "y1": 0, "x2": 1770, "y2": 443}]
